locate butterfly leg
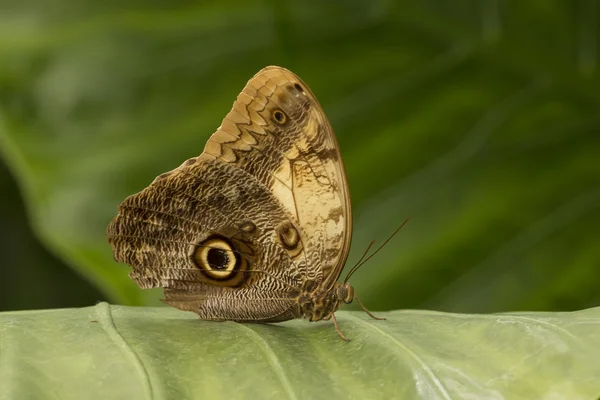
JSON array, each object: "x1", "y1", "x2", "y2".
[
  {"x1": 331, "y1": 313, "x2": 350, "y2": 342},
  {"x1": 355, "y1": 295, "x2": 386, "y2": 320}
]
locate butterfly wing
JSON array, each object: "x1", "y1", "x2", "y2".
[{"x1": 107, "y1": 66, "x2": 352, "y2": 321}]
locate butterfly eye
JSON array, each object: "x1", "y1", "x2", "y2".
[
  {"x1": 193, "y1": 237, "x2": 244, "y2": 280},
  {"x1": 336, "y1": 283, "x2": 354, "y2": 304},
  {"x1": 293, "y1": 83, "x2": 304, "y2": 93},
  {"x1": 272, "y1": 109, "x2": 287, "y2": 125}
]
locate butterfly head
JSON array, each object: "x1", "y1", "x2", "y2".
[{"x1": 335, "y1": 282, "x2": 354, "y2": 304}]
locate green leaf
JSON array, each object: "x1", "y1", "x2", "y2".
[
  {"x1": 2, "y1": 304, "x2": 600, "y2": 399},
  {"x1": 0, "y1": 1, "x2": 599, "y2": 311}
]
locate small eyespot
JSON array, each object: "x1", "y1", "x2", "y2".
[
  {"x1": 277, "y1": 222, "x2": 299, "y2": 250},
  {"x1": 294, "y1": 83, "x2": 304, "y2": 93},
  {"x1": 239, "y1": 221, "x2": 257, "y2": 234},
  {"x1": 275, "y1": 220, "x2": 303, "y2": 257},
  {"x1": 272, "y1": 109, "x2": 287, "y2": 125}
]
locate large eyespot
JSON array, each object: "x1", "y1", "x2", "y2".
[
  {"x1": 272, "y1": 109, "x2": 287, "y2": 125},
  {"x1": 192, "y1": 237, "x2": 246, "y2": 283}
]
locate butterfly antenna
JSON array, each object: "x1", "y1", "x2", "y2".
[
  {"x1": 343, "y1": 216, "x2": 411, "y2": 284},
  {"x1": 343, "y1": 240, "x2": 376, "y2": 284}
]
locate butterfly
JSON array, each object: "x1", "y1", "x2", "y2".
[{"x1": 106, "y1": 66, "x2": 400, "y2": 340}]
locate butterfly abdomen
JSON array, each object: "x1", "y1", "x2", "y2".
[{"x1": 294, "y1": 281, "x2": 343, "y2": 322}]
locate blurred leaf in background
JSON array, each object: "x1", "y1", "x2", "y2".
[
  {"x1": 0, "y1": 0, "x2": 598, "y2": 312},
  {"x1": 0, "y1": 160, "x2": 104, "y2": 309}
]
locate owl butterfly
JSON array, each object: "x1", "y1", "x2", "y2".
[{"x1": 107, "y1": 66, "x2": 396, "y2": 341}]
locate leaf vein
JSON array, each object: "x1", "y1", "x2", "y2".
[
  {"x1": 343, "y1": 314, "x2": 453, "y2": 400},
  {"x1": 232, "y1": 323, "x2": 298, "y2": 400},
  {"x1": 95, "y1": 302, "x2": 155, "y2": 400}
]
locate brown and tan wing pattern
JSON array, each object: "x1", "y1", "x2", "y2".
[{"x1": 106, "y1": 66, "x2": 351, "y2": 321}]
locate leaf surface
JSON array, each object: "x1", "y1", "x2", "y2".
[{"x1": 2, "y1": 305, "x2": 600, "y2": 400}]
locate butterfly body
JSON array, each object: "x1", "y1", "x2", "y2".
[
  {"x1": 295, "y1": 281, "x2": 354, "y2": 321},
  {"x1": 107, "y1": 66, "x2": 381, "y2": 340}
]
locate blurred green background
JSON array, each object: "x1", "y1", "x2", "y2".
[{"x1": 1, "y1": 1, "x2": 599, "y2": 313}]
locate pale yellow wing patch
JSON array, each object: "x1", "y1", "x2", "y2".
[{"x1": 198, "y1": 66, "x2": 352, "y2": 288}]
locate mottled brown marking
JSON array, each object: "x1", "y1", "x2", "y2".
[
  {"x1": 156, "y1": 172, "x2": 172, "y2": 181},
  {"x1": 317, "y1": 147, "x2": 338, "y2": 161},
  {"x1": 185, "y1": 158, "x2": 197, "y2": 166},
  {"x1": 207, "y1": 192, "x2": 226, "y2": 207},
  {"x1": 327, "y1": 206, "x2": 344, "y2": 224}
]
